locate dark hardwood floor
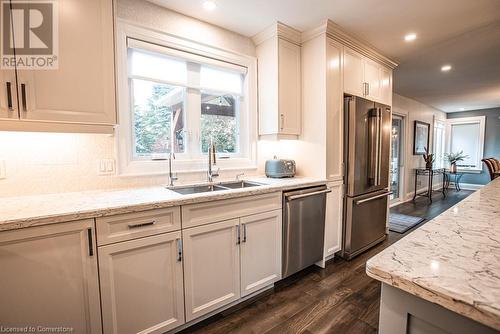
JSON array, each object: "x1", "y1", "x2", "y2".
[{"x1": 180, "y1": 189, "x2": 473, "y2": 334}]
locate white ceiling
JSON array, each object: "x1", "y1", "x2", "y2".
[{"x1": 150, "y1": 0, "x2": 500, "y2": 112}]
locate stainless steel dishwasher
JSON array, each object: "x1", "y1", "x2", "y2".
[{"x1": 282, "y1": 185, "x2": 330, "y2": 278}]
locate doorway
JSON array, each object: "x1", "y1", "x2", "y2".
[{"x1": 390, "y1": 115, "x2": 404, "y2": 204}]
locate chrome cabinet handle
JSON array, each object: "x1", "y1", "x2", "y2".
[
  {"x1": 236, "y1": 225, "x2": 241, "y2": 244},
  {"x1": 176, "y1": 238, "x2": 182, "y2": 262},
  {"x1": 242, "y1": 224, "x2": 247, "y2": 243},
  {"x1": 87, "y1": 228, "x2": 94, "y2": 257},
  {"x1": 20, "y1": 83, "x2": 27, "y2": 112},
  {"x1": 355, "y1": 192, "x2": 392, "y2": 205},
  {"x1": 280, "y1": 114, "x2": 284, "y2": 130},
  {"x1": 128, "y1": 220, "x2": 156, "y2": 229},
  {"x1": 366, "y1": 82, "x2": 370, "y2": 96},
  {"x1": 6, "y1": 82, "x2": 13, "y2": 111},
  {"x1": 286, "y1": 189, "x2": 331, "y2": 201}
]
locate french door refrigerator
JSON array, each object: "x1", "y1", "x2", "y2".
[{"x1": 341, "y1": 95, "x2": 392, "y2": 260}]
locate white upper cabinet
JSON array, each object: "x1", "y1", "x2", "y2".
[
  {"x1": 0, "y1": 68, "x2": 18, "y2": 120},
  {"x1": 253, "y1": 22, "x2": 302, "y2": 139},
  {"x1": 342, "y1": 46, "x2": 393, "y2": 105},
  {"x1": 1, "y1": 0, "x2": 116, "y2": 131},
  {"x1": 99, "y1": 231, "x2": 185, "y2": 334},
  {"x1": 343, "y1": 47, "x2": 364, "y2": 97},
  {"x1": 240, "y1": 210, "x2": 282, "y2": 297},
  {"x1": 0, "y1": 219, "x2": 102, "y2": 333},
  {"x1": 363, "y1": 58, "x2": 382, "y2": 101}
]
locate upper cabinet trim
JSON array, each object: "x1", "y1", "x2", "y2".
[
  {"x1": 302, "y1": 19, "x2": 398, "y2": 69},
  {"x1": 252, "y1": 22, "x2": 301, "y2": 46}
]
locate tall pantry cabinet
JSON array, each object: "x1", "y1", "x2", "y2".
[{"x1": 300, "y1": 20, "x2": 397, "y2": 263}]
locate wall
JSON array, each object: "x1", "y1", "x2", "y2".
[
  {"x1": 0, "y1": 0, "x2": 260, "y2": 198},
  {"x1": 446, "y1": 107, "x2": 500, "y2": 185},
  {"x1": 392, "y1": 94, "x2": 447, "y2": 200}
]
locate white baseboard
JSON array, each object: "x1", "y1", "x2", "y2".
[{"x1": 451, "y1": 183, "x2": 484, "y2": 191}]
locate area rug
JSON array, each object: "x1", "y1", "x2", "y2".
[{"x1": 388, "y1": 213, "x2": 425, "y2": 233}]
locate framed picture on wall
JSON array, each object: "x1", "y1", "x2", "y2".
[{"x1": 413, "y1": 121, "x2": 430, "y2": 155}]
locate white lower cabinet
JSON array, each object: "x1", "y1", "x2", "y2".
[
  {"x1": 0, "y1": 219, "x2": 102, "y2": 334},
  {"x1": 240, "y1": 210, "x2": 282, "y2": 297},
  {"x1": 324, "y1": 182, "x2": 343, "y2": 257},
  {"x1": 99, "y1": 231, "x2": 185, "y2": 334},
  {"x1": 182, "y1": 219, "x2": 241, "y2": 322}
]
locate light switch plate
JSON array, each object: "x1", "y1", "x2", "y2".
[
  {"x1": 0, "y1": 160, "x2": 5, "y2": 179},
  {"x1": 98, "y1": 159, "x2": 115, "y2": 175}
]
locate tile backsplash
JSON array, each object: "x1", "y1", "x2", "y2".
[{"x1": 0, "y1": 132, "x2": 259, "y2": 198}]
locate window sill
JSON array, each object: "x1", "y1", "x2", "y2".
[{"x1": 457, "y1": 169, "x2": 482, "y2": 174}]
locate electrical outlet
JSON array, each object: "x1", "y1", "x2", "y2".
[
  {"x1": 98, "y1": 159, "x2": 115, "y2": 175},
  {"x1": 0, "y1": 160, "x2": 5, "y2": 179}
]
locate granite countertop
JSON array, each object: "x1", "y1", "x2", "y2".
[
  {"x1": 366, "y1": 178, "x2": 500, "y2": 331},
  {"x1": 0, "y1": 176, "x2": 326, "y2": 232}
]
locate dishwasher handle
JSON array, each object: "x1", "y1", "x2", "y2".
[{"x1": 286, "y1": 189, "x2": 331, "y2": 201}]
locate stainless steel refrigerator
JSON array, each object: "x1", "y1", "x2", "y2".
[{"x1": 341, "y1": 95, "x2": 392, "y2": 260}]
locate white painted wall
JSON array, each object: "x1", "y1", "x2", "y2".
[{"x1": 392, "y1": 93, "x2": 447, "y2": 201}]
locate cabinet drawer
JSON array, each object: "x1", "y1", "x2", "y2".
[
  {"x1": 96, "y1": 207, "x2": 181, "y2": 246},
  {"x1": 182, "y1": 192, "x2": 282, "y2": 229}
]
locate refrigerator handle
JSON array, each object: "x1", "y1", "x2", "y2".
[
  {"x1": 375, "y1": 108, "x2": 383, "y2": 186},
  {"x1": 368, "y1": 108, "x2": 378, "y2": 186}
]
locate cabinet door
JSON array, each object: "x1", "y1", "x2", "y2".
[
  {"x1": 278, "y1": 38, "x2": 301, "y2": 135},
  {"x1": 0, "y1": 68, "x2": 18, "y2": 120},
  {"x1": 99, "y1": 231, "x2": 185, "y2": 334},
  {"x1": 16, "y1": 0, "x2": 115, "y2": 125},
  {"x1": 324, "y1": 182, "x2": 343, "y2": 257},
  {"x1": 380, "y1": 67, "x2": 393, "y2": 105},
  {"x1": 343, "y1": 47, "x2": 364, "y2": 97},
  {"x1": 240, "y1": 210, "x2": 282, "y2": 297},
  {"x1": 364, "y1": 59, "x2": 381, "y2": 101},
  {"x1": 183, "y1": 219, "x2": 240, "y2": 322},
  {"x1": 0, "y1": 220, "x2": 101, "y2": 333},
  {"x1": 0, "y1": 5, "x2": 18, "y2": 121}
]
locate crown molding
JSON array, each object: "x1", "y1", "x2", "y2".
[
  {"x1": 302, "y1": 19, "x2": 398, "y2": 69},
  {"x1": 252, "y1": 21, "x2": 301, "y2": 46}
]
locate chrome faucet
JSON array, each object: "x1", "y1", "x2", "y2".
[
  {"x1": 168, "y1": 152, "x2": 178, "y2": 187},
  {"x1": 207, "y1": 139, "x2": 219, "y2": 183}
]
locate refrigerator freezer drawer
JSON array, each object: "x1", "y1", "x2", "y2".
[{"x1": 342, "y1": 190, "x2": 390, "y2": 260}]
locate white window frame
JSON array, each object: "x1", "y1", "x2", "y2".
[
  {"x1": 115, "y1": 21, "x2": 258, "y2": 176},
  {"x1": 445, "y1": 116, "x2": 486, "y2": 173}
]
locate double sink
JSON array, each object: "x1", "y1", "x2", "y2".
[{"x1": 168, "y1": 180, "x2": 264, "y2": 195}]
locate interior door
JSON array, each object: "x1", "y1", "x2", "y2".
[
  {"x1": 182, "y1": 219, "x2": 241, "y2": 322},
  {"x1": 345, "y1": 96, "x2": 391, "y2": 196},
  {"x1": 15, "y1": 0, "x2": 115, "y2": 124},
  {"x1": 390, "y1": 115, "x2": 404, "y2": 203},
  {"x1": 240, "y1": 210, "x2": 282, "y2": 297},
  {"x1": 0, "y1": 2, "x2": 19, "y2": 120}
]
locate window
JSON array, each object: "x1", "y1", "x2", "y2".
[
  {"x1": 116, "y1": 26, "x2": 257, "y2": 175},
  {"x1": 433, "y1": 118, "x2": 445, "y2": 168},
  {"x1": 446, "y1": 116, "x2": 486, "y2": 172}
]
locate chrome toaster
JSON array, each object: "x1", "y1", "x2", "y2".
[{"x1": 265, "y1": 158, "x2": 296, "y2": 178}]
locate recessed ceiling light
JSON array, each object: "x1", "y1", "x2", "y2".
[
  {"x1": 202, "y1": 0, "x2": 216, "y2": 10},
  {"x1": 441, "y1": 64, "x2": 452, "y2": 72},
  {"x1": 404, "y1": 33, "x2": 417, "y2": 42}
]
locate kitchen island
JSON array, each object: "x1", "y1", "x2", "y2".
[{"x1": 367, "y1": 178, "x2": 500, "y2": 334}]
